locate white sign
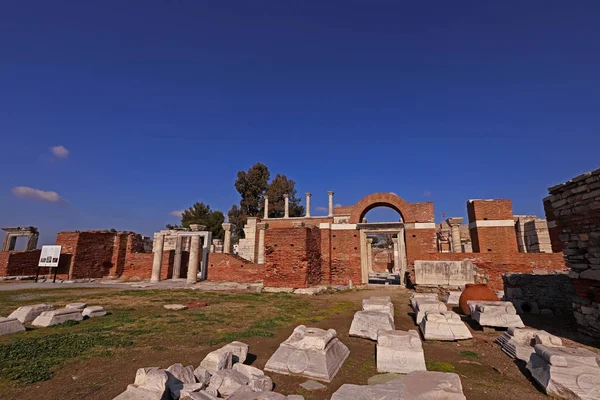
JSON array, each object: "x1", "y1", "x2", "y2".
[{"x1": 38, "y1": 245, "x2": 62, "y2": 268}]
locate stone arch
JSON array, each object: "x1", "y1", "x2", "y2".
[{"x1": 349, "y1": 193, "x2": 414, "y2": 224}]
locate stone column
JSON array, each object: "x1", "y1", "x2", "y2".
[
  {"x1": 305, "y1": 193, "x2": 311, "y2": 217},
  {"x1": 366, "y1": 238, "x2": 374, "y2": 273},
  {"x1": 264, "y1": 195, "x2": 269, "y2": 219},
  {"x1": 398, "y1": 229, "x2": 407, "y2": 287},
  {"x1": 172, "y1": 236, "x2": 183, "y2": 279},
  {"x1": 446, "y1": 218, "x2": 464, "y2": 253},
  {"x1": 328, "y1": 191, "x2": 334, "y2": 217},
  {"x1": 392, "y1": 238, "x2": 400, "y2": 273},
  {"x1": 222, "y1": 223, "x2": 232, "y2": 253},
  {"x1": 257, "y1": 223, "x2": 267, "y2": 264},
  {"x1": 151, "y1": 234, "x2": 165, "y2": 283},
  {"x1": 284, "y1": 194, "x2": 290, "y2": 218},
  {"x1": 187, "y1": 235, "x2": 201, "y2": 284}
]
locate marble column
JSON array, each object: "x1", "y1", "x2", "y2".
[
  {"x1": 264, "y1": 195, "x2": 269, "y2": 219},
  {"x1": 187, "y1": 235, "x2": 201, "y2": 284},
  {"x1": 328, "y1": 191, "x2": 334, "y2": 217},
  {"x1": 392, "y1": 238, "x2": 400, "y2": 273},
  {"x1": 398, "y1": 229, "x2": 407, "y2": 287},
  {"x1": 151, "y1": 234, "x2": 165, "y2": 283},
  {"x1": 284, "y1": 194, "x2": 290, "y2": 218},
  {"x1": 366, "y1": 237, "x2": 374, "y2": 273},
  {"x1": 222, "y1": 223, "x2": 232, "y2": 253},
  {"x1": 257, "y1": 223, "x2": 267, "y2": 264},
  {"x1": 172, "y1": 236, "x2": 183, "y2": 279},
  {"x1": 305, "y1": 193, "x2": 311, "y2": 217},
  {"x1": 446, "y1": 218, "x2": 464, "y2": 253}
]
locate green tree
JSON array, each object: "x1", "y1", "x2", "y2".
[
  {"x1": 264, "y1": 174, "x2": 305, "y2": 218},
  {"x1": 228, "y1": 163, "x2": 271, "y2": 238},
  {"x1": 167, "y1": 202, "x2": 225, "y2": 239}
]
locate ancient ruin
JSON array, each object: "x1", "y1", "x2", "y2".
[
  {"x1": 376, "y1": 329, "x2": 426, "y2": 374},
  {"x1": 1, "y1": 226, "x2": 38, "y2": 251},
  {"x1": 496, "y1": 327, "x2": 563, "y2": 362},
  {"x1": 467, "y1": 301, "x2": 525, "y2": 328},
  {"x1": 419, "y1": 311, "x2": 472, "y2": 341}
]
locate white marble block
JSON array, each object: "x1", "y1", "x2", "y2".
[
  {"x1": 200, "y1": 348, "x2": 233, "y2": 374},
  {"x1": 445, "y1": 291, "x2": 462, "y2": 305},
  {"x1": 468, "y1": 301, "x2": 525, "y2": 328},
  {"x1": 419, "y1": 311, "x2": 472, "y2": 341},
  {"x1": 208, "y1": 369, "x2": 249, "y2": 397},
  {"x1": 349, "y1": 311, "x2": 395, "y2": 340},
  {"x1": 362, "y1": 296, "x2": 394, "y2": 319},
  {"x1": 409, "y1": 293, "x2": 438, "y2": 311},
  {"x1": 66, "y1": 302, "x2": 87, "y2": 310},
  {"x1": 8, "y1": 304, "x2": 54, "y2": 324},
  {"x1": 82, "y1": 306, "x2": 107, "y2": 318},
  {"x1": 331, "y1": 371, "x2": 466, "y2": 399},
  {"x1": 31, "y1": 308, "x2": 83, "y2": 327},
  {"x1": 495, "y1": 328, "x2": 562, "y2": 361},
  {"x1": 527, "y1": 344, "x2": 600, "y2": 400},
  {"x1": 414, "y1": 300, "x2": 447, "y2": 324},
  {"x1": 264, "y1": 325, "x2": 349, "y2": 382},
  {"x1": 221, "y1": 341, "x2": 249, "y2": 364},
  {"x1": 0, "y1": 317, "x2": 26, "y2": 336},
  {"x1": 376, "y1": 330, "x2": 426, "y2": 373}
]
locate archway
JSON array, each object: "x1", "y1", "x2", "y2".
[{"x1": 349, "y1": 192, "x2": 414, "y2": 224}]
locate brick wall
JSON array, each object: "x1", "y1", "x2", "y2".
[
  {"x1": 264, "y1": 218, "x2": 332, "y2": 229},
  {"x1": 545, "y1": 167, "x2": 600, "y2": 338},
  {"x1": 467, "y1": 200, "x2": 518, "y2": 254},
  {"x1": 372, "y1": 248, "x2": 393, "y2": 272},
  {"x1": 206, "y1": 253, "x2": 265, "y2": 283},
  {"x1": 405, "y1": 228, "x2": 438, "y2": 262},
  {"x1": 57, "y1": 232, "x2": 115, "y2": 279},
  {"x1": 329, "y1": 230, "x2": 361, "y2": 285}
]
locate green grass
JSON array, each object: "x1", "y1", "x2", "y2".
[
  {"x1": 425, "y1": 360, "x2": 455, "y2": 373},
  {"x1": 459, "y1": 350, "x2": 482, "y2": 360}
]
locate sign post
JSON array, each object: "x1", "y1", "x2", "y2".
[{"x1": 36, "y1": 245, "x2": 62, "y2": 283}]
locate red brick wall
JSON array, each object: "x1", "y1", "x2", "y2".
[
  {"x1": 320, "y1": 228, "x2": 332, "y2": 283},
  {"x1": 472, "y1": 226, "x2": 518, "y2": 254},
  {"x1": 330, "y1": 230, "x2": 361, "y2": 285},
  {"x1": 405, "y1": 228, "x2": 437, "y2": 262},
  {"x1": 412, "y1": 202, "x2": 435, "y2": 223},
  {"x1": 65, "y1": 232, "x2": 115, "y2": 279},
  {"x1": 467, "y1": 199, "x2": 513, "y2": 221},
  {"x1": 306, "y1": 227, "x2": 322, "y2": 285},
  {"x1": 206, "y1": 253, "x2": 265, "y2": 283},
  {"x1": 264, "y1": 218, "x2": 332, "y2": 229},
  {"x1": 372, "y1": 248, "x2": 393, "y2": 272}
]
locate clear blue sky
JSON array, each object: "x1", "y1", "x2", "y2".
[{"x1": 1, "y1": 1, "x2": 599, "y2": 246}]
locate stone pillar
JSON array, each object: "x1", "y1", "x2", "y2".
[
  {"x1": 446, "y1": 218, "x2": 463, "y2": 253},
  {"x1": 8, "y1": 236, "x2": 17, "y2": 251},
  {"x1": 187, "y1": 235, "x2": 201, "y2": 284},
  {"x1": 151, "y1": 234, "x2": 165, "y2": 283},
  {"x1": 264, "y1": 195, "x2": 269, "y2": 219},
  {"x1": 366, "y1": 238, "x2": 374, "y2": 273},
  {"x1": 222, "y1": 223, "x2": 232, "y2": 254},
  {"x1": 172, "y1": 236, "x2": 183, "y2": 279},
  {"x1": 328, "y1": 191, "x2": 334, "y2": 217},
  {"x1": 305, "y1": 193, "x2": 311, "y2": 217},
  {"x1": 284, "y1": 194, "x2": 290, "y2": 218},
  {"x1": 257, "y1": 223, "x2": 267, "y2": 264},
  {"x1": 25, "y1": 233, "x2": 39, "y2": 251},
  {"x1": 392, "y1": 238, "x2": 400, "y2": 273},
  {"x1": 398, "y1": 229, "x2": 407, "y2": 287}
]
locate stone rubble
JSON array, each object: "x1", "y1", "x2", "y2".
[
  {"x1": 362, "y1": 296, "x2": 394, "y2": 319},
  {"x1": 200, "y1": 349, "x2": 233, "y2": 374},
  {"x1": 495, "y1": 327, "x2": 562, "y2": 362},
  {"x1": 265, "y1": 325, "x2": 349, "y2": 382},
  {"x1": 526, "y1": 344, "x2": 600, "y2": 400},
  {"x1": 164, "y1": 304, "x2": 188, "y2": 311},
  {"x1": 349, "y1": 311, "x2": 395, "y2": 340},
  {"x1": 467, "y1": 301, "x2": 525, "y2": 328},
  {"x1": 31, "y1": 308, "x2": 83, "y2": 327},
  {"x1": 445, "y1": 291, "x2": 462, "y2": 305},
  {"x1": 414, "y1": 299, "x2": 447, "y2": 324},
  {"x1": 0, "y1": 317, "x2": 26, "y2": 336},
  {"x1": 376, "y1": 330, "x2": 426, "y2": 374},
  {"x1": 8, "y1": 303, "x2": 54, "y2": 324},
  {"x1": 419, "y1": 311, "x2": 472, "y2": 341},
  {"x1": 409, "y1": 293, "x2": 438, "y2": 311},
  {"x1": 82, "y1": 305, "x2": 107, "y2": 318},
  {"x1": 66, "y1": 302, "x2": 87, "y2": 310},
  {"x1": 330, "y1": 371, "x2": 466, "y2": 399}
]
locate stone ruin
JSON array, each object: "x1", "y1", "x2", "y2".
[
  {"x1": 331, "y1": 371, "x2": 466, "y2": 399},
  {"x1": 349, "y1": 296, "x2": 395, "y2": 340},
  {"x1": 467, "y1": 300, "x2": 525, "y2": 328},
  {"x1": 410, "y1": 293, "x2": 471, "y2": 341},
  {"x1": 264, "y1": 325, "x2": 349, "y2": 382},
  {"x1": 1, "y1": 226, "x2": 39, "y2": 251},
  {"x1": 495, "y1": 327, "x2": 563, "y2": 362},
  {"x1": 376, "y1": 329, "x2": 426, "y2": 374}
]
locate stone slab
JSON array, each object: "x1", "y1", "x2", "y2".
[
  {"x1": 82, "y1": 306, "x2": 106, "y2": 318},
  {"x1": 0, "y1": 317, "x2": 26, "y2": 336},
  {"x1": 445, "y1": 291, "x2": 462, "y2": 305},
  {"x1": 208, "y1": 369, "x2": 249, "y2": 397},
  {"x1": 264, "y1": 325, "x2": 349, "y2": 382},
  {"x1": 349, "y1": 311, "x2": 395, "y2": 340},
  {"x1": 263, "y1": 287, "x2": 295, "y2": 293},
  {"x1": 164, "y1": 304, "x2": 188, "y2": 311},
  {"x1": 294, "y1": 287, "x2": 327, "y2": 295},
  {"x1": 66, "y1": 302, "x2": 87, "y2": 310},
  {"x1": 414, "y1": 260, "x2": 474, "y2": 286},
  {"x1": 228, "y1": 386, "x2": 287, "y2": 399},
  {"x1": 409, "y1": 293, "x2": 438, "y2": 311},
  {"x1": 8, "y1": 303, "x2": 54, "y2": 324},
  {"x1": 31, "y1": 308, "x2": 83, "y2": 327},
  {"x1": 200, "y1": 349, "x2": 233, "y2": 374},
  {"x1": 376, "y1": 330, "x2": 426, "y2": 374},
  {"x1": 495, "y1": 328, "x2": 562, "y2": 362},
  {"x1": 299, "y1": 380, "x2": 327, "y2": 391},
  {"x1": 221, "y1": 341, "x2": 249, "y2": 364},
  {"x1": 331, "y1": 371, "x2": 466, "y2": 399},
  {"x1": 362, "y1": 297, "x2": 394, "y2": 319},
  {"x1": 419, "y1": 311, "x2": 472, "y2": 341},
  {"x1": 415, "y1": 300, "x2": 447, "y2": 324}
]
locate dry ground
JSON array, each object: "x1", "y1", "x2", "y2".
[{"x1": 0, "y1": 285, "x2": 598, "y2": 400}]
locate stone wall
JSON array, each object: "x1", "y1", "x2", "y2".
[
  {"x1": 414, "y1": 260, "x2": 475, "y2": 286},
  {"x1": 502, "y1": 272, "x2": 575, "y2": 316},
  {"x1": 514, "y1": 216, "x2": 552, "y2": 253},
  {"x1": 328, "y1": 229, "x2": 362, "y2": 285},
  {"x1": 544, "y1": 167, "x2": 600, "y2": 338},
  {"x1": 205, "y1": 253, "x2": 265, "y2": 283}
]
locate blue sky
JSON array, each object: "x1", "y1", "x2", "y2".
[{"x1": 1, "y1": 1, "x2": 599, "y2": 246}]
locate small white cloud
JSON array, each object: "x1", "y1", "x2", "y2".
[
  {"x1": 12, "y1": 186, "x2": 66, "y2": 203},
  {"x1": 334, "y1": 203, "x2": 343, "y2": 208},
  {"x1": 169, "y1": 210, "x2": 184, "y2": 217},
  {"x1": 50, "y1": 145, "x2": 69, "y2": 158},
  {"x1": 316, "y1": 206, "x2": 328, "y2": 212},
  {"x1": 423, "y1": 191, "x2": 432, "y2": 197}
]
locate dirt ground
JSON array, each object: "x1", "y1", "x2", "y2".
[{"x1": 0, "y1": 285, "x2": 598, "y2": 400}]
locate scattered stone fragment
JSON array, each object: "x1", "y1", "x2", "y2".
[
  {"x1": 376, "y1": 330, "x2": 426, "y2": 374},
  {"x1": 248, "y1": 374, "x2": 273, "y2": 392},
  {"x1": 409, "y1": 293, "x2": 438, "y2": 311},
  {"x1": 527, "y1": 344, "x2": 600, "y2": 400},
  {"x1": 232, "y1": 363, "x2": 264, "y2": 379},
  {"x1": 200, "y1": 349, "x2": 233, "y2": 374},
  {"x1": 362, "y1": 296, "x2": 394, "y2": 319},
  {"x1": 185, "y1": 302, "x2": 208, "y2": 309},
  {"x1": 181, "y1": 390, "x2": 219, "y2": 400},
  {"x1": 263, "y1": 287, "x2": 295, "y2": 293},
  {"x1": 414, "y1": 300, "x2": 447, "y2": 324},
  {"x1": 265, "y1": 325, "x2": 349, "y2": 382},
  {"x1": 0, "y1": 317, "x2": 26, "y2": 336},
  {"x1": 293, "y1": 287, "x2": 327, "y2": 295},
  {"x1": 468, "y1": 301, "x2": 525, "y2": 328},
  {"x1": 8, "y1": 303, "x2": 54, "y2": 324},
  {"x1": 82, "y1": 306, "x2": 106, "y2": 318},
  {"x1": 113, "y1": 385, "x2": 165, "y2": 400},
  {"x1": 299, "y1": 380, "x2": 327, "y2": 391},
  {"x1": 445, "y1": 292, "x2": 462, "y2": 305},
  {"x1": 331, "y1": 371, "x2": 466, "y2": 399},
  {"x1": 419, "y1": 311, "x2": 472, "y2": 341},
  {"x1": 221, "y1": 341, "x2": 249, "y2": 364},
  {"x1": 208, "y1": 369, "x2": 249, "y2": 397},
  {"x1": 171, "y1": 382, "x2": 205, "y2": 399},
  {"x1": 167, "y1": 363, "x2": 197, "y2": 385},
  {"x1": 164, "y1": 304, "x2": 188, "y2": 311},
  {"x1": 31, "y1": 308, "x2": 83, "y2": 327},
  {"x1": 496, "y1": 328, "x2": 562, "y2": 362},
  {"x1": 114, "y1": 367, "x2": 169, "y2": 399},
  {"x1": 193, "y1": 366, "x2": 211, "y2": 386},
  {"x1": 65, "y1": 302, "x2": 87, "y2": 310},
  {"x1": 367, "y1": 373, "x2": 404, "y2": 385},
  {"x1": 228, "y1": 386, "x2": 287, "y2": 399},
  {"x1": 349, "y1": 311, "x2": 395, "y2": 340}
]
